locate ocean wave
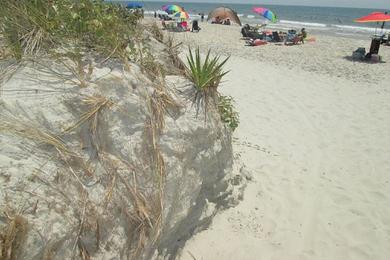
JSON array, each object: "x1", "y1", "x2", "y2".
[
  {"x1": 279, "y1": 20, "x2": 327, "y2": 28},
  {"x1": 247, "y1": 15, "x2": 255, "y2": 19},
  {"x1": 331, "y1": 25, "x2": 384, "y2": 33}
]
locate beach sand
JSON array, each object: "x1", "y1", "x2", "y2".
[{"x1": 173, "y1": 22, "x2": 390, "y2": 260}]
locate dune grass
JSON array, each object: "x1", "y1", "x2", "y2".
[{"x1": 0, "y1": 0, "x2": 141, "y2": 60}]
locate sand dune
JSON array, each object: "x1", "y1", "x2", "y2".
[{"x1": 177, "y1": 23, "x2": 390, "y2": 260}]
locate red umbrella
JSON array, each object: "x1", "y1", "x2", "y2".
[{"x1": 355, "y1": 12, "x2": 390, "y2": 23}]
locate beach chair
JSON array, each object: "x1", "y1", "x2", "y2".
[
  {"x1": 272, "y1": 31, "x2": 282, "y2": 42},
  {"x1": 284, "y1": 31, "x2": 296, "y2": 45},
  {"x1": 241, "y1": 24, "x2": 251, "y2": 37},
  {"x1": 284, "y1": 30, "x2": 303, "y2": 45},
  {"x1": 241, "y1": 28, "x2": 249, "y2": 37}
]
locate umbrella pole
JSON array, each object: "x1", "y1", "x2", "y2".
[{"x1": 375, "y1": 22, "x2": 378, "y2": 35}]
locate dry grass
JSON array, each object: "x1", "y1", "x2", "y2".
[
  {"x1": 0, "y1": 115, "x2": 73, "y2": 156},
  {"x1": 165, "y1": 35, "x2": 186, "y2": 74},
  {"x1": 98, "y1": 152, "x2": 159, "y2": 259},
  {"x1": 65, "y1": 95, "x2": 113, "y2": 152},
  {"x1": 0, "y1": 214, "x2": 28, "y2": 260},
  {"x1": 0, "y1": 62, "x2": 20, "y2": 95},
  {"x1": 147, "y1": 22, "x2": 164, "y2": 43},
  {"x1": 139, "y1": 83, "x2": 178, "y2": 251},
  {"x1": 20, "y1": 27, "x2": 47, "y2": 57},
  {"x1": 29, "y1": 54, "x2": 94, "y2": 88}
]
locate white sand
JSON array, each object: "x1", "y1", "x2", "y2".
[{"x1": 176, "y1": 23, "x2": 390, "y2": 260}]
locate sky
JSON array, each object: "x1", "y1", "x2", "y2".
[{"x1": 143, "y1": 0, "x2": 389, "y2": 9}]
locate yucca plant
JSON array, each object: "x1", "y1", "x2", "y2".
[{"x1": 186, "y1": 47, "x2": 229, "y2": 116}]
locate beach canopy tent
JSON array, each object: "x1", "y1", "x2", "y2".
[
  {"x1": 252, "y1": 7, "x2": 277, "y2": 23},
  {"x1": 354, "y1": 12, "x2": 390, "y2": 23},
  {"x1": 162, "y1": 4, "x2": 184, "y2": 15},
  {"x1": 207, "y1": 7, "x2": 242, "y2": 26},
  {"x1": 126, "y1": 2, "x2": 144, "y2": 9}
]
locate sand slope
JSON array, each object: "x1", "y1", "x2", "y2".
[{"x1": 179, "y1": 50, "x2": 390, "y2": 259}]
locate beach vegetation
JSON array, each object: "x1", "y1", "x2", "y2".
[
  {"x1": 218, "y1": 95, "x2": 239, "y2": 131},
  {"x1": 0, "y1": 213, "x2": 29, "y2": 260},
  {"x1": 186, "y1": 47, "x2": 229, "y2": 92},
  {"x1": 186, "y1": 47, "x2": 238, "y2": 129},
  {"x1": 148, "y1": 22, "x2": 164, "y2": 43},
  {"x1": 186, "y1": 47, "x2": 230, "y2": 118},
  {"x1": 0, "y1": 0, "x2": 141, "y2": 60},
  {"x1": 165, "y1": 35, "x2": 186, "y2": 74}
]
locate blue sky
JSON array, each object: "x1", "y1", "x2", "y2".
[{"x1": 143, "y1": 0, "x2": 389, "y2": 9}]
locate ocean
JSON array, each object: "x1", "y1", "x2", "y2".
[{"x1": 111, "y1": 1, "x2": 390, "y2": 37}]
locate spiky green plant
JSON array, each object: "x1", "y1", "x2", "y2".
[
  {"x1": 186, "y1": 47, "x2": 229, "y2": 115},
  {"x1": 186, "y1": 47, "x2": 229, "y2": 92}
]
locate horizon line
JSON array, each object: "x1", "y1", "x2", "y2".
[{"x1": 107, "y1": 0, "x2": 389, "y2": 10}]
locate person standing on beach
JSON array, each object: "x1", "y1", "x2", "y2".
[
  {"x1": 201, "y1": 13, "x2": 204, "y2": 22},
  {"x1": 154, "y1": 11, "x2": 157, "y2": 18}
]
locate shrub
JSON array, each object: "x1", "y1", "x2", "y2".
[
  {"x1": 218, "y1": 95, "x2": 239, "y2": 131},
  {"x1": 0, "y1": 0, "x2": 141, "y2": 59}
]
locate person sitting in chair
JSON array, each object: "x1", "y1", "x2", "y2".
[
  {"x1": 224, "y1": 18, "x2": 231, "y2": 25},
  {"x1": 192, "y1": 20, "x2": 201, "y2": 32}
]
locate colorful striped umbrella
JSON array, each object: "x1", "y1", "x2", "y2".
[
  {"x1": 252, "y1": 7, "x2": 277, "y2": 23},
  {"x1": 173, "y1": 11, "x2": 189, "y2": 20},
  {"x1": 162, "y1": 5, "x2": 184, "y2": 15},
  {"x1": 354, "y1": 12, "x2": 390, "y2": 23}
]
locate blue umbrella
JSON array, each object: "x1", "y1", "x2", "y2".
[{"x1": 126, "y1": 2, "x2": 144, "y2": 9}]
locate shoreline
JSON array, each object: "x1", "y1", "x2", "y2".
[
  {"x1": 168, "y1": 21, "x2": 390, "y2": 84},
  {"x1": 144, "y1": 13, "x2": 389, "y2": 40}
]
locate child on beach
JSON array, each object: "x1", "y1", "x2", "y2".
[{"x1": 299, "y1": 28, "x2": 307, "y2": 43}]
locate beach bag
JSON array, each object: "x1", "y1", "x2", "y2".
[{"x1": 352, "y1": 47, "x2": 365, "y2": 60}]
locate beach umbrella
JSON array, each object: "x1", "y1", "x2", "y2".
[
  {"x1": 126, "y1": 2, "x2": 144, "y2": 9},
  {"x1": 162, "y1": 4, "x2": 184, "y2": 15},
  {"x1": 252, "y1": 7, "x2": 277, "y2": 23},
  {"x1": 354, "y1": 12, "x2": 390, "y2": 58},
  {"x1": 354, "y1": 12, "x2": 390, "y2": 23},
  {"x1": 207, "y1": 7, "x2": 242, "y2": 26},
  {"x1": 173, "y1": 11, "x2": 190, "y2": 20}
]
